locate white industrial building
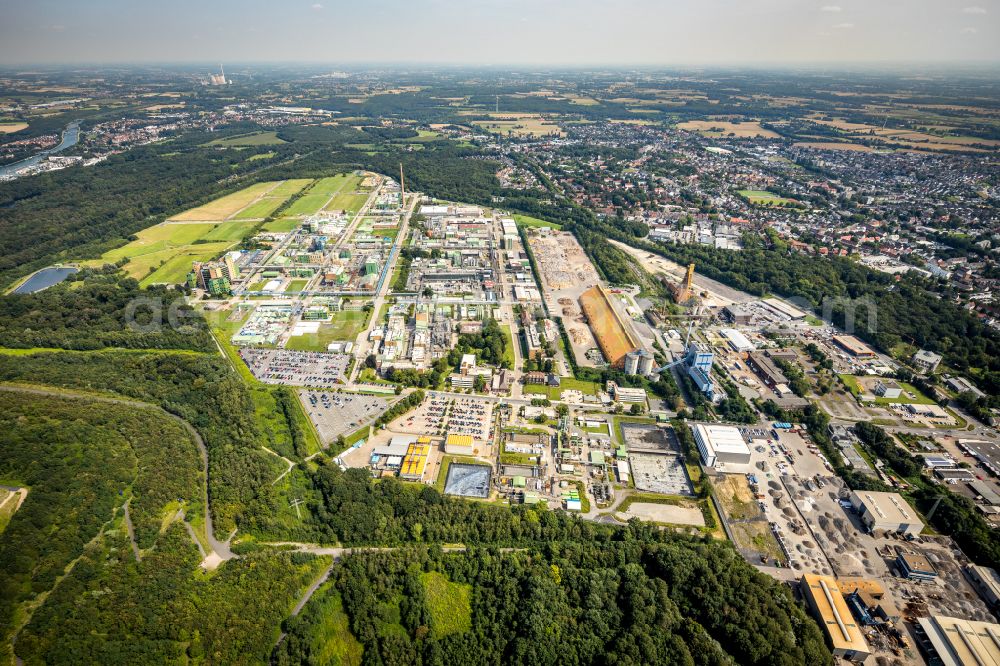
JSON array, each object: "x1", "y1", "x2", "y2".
[
  {"x1": 720, "y1": 328, "x2": 755, "y2": 353},
  {"x1": 848, "y1": 491, "x2": 924, "y2": 536},
  {"x1": 693, "y1": 423, "x2": 751, "y2": 467},
  {"x1": 916, "y1": 615, "x2": 1000, "y2": 666}
]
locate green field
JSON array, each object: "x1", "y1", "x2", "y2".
[
  {"x1": 524, "y1": 376, "x2": 600, "y2": 400},
  {"x1": 312, "y1": 174, "x2": 359, "y2": 196},
  {"x1": 262, "y1": 217, "x2": 301, "y2": 232},
  {"x1": 422, "y1": 571, "x2": 472, "y2": 636},
  {"x1": 207, "y1": 131, "x2": 287, "y2": 147},
  {"x1": 286, "y1": 279, "x2": 308, "y2": 293},
  {"x1": 232, "y1": 197, "x2": 286, "y2": 220},
  {"x1": 298, "y1": 590, "x2": 363, "y2": 666},
  {"x1": 284, "y1": 311, "x2": 369, "y2": 352},
  {"x1": 737, "y1": 190, "x2": 796, "y2": 206},
  {"x1": 284, "y1": 193, "x2": 332, "y2": 217},
  {"x1": 268, "y1": 179, "x2": 313, "y2": 197},
  {"x1": 325, "y1": 190, "x2": 369, "y2": 213},
  {"x1": 98, "y1": 220, "x2": 256, "y2": 285},
  {"x1": 513, "y1": 214, "x2": 562, "y2": 230}
]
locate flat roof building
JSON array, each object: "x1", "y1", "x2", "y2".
[
  {"x1": 400, "y1": 441, "x2": 430, "y2": 481},
  {"x1": 897, "y1": 551, "x2": 936, "y2": 581},
  {"x1": 445, "y1": 433, "x2": 474, "y2": 455},
  {"x1": 762, "y1": 297, "x2": 808, "y2": 320},
  {"x1": 693, "y1": 423, "x2": 751, "y2": 467},
  {"x1": 912, "y1": 349, "x2": 942, "y2": 373},
  {"x1": 800, "y1": 574, "x2": 871, "y2": 662},
  {"x1": 746, "y1": 350, "x2": 789, "y2": 389},
  {"x1": 916, "y1": 615, "x2": 1000, "y2": 666},
  {"x1": 720, "y1": 328, "x2": 755, "y2": 353},
  {"x1": 722, "y1": 304, "x2": 752, "y2": 325},
  {"x1": 833, "y1": 335, "x2": 877, "y2": 359},
  {"x1": 849, "y1": 491, "x2": 924, "y2": 536}
]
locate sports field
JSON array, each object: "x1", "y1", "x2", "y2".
[{"x1": 737, "y1": 190, "x2": 797, "y2": 206}]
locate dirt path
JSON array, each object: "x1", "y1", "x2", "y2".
[
  {"x1": 121, "y1": 499, "x2": 142, "y2": 562},
  {"x1": 0, "y1": 384, "x2": 235, "y2": 569},
  {"x1": 263, "y1": 446, "x2": 296, "y2": 485}
]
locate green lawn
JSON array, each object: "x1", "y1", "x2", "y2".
[
  {"x1": 525, "y1": 376, "x2": 600, "y2": 400},
  {"x1": 737, "y1": 190, "x2": 796, "y2": 206},
  {"x1": 284, "y1": 311, "x2": 369, "y2": 352},
  {"x1": 839, "y1": 374, "x2": 935, "y2": 405},
  {"x1": 207, "y1": 131, "x2": 287, "y2": 147},
  {"x1": 422, "y1": 571, "x2": 472, "y2": 636},
  {"x1": 513, "y1": 214, "x2": 562, "y2": 230}
]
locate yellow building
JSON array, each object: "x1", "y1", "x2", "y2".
[
  {"x1": 400, "y1": 441, "x2": 430, "y2": 481},
  {"x1": 800, "y1": 574, "x2": 871, "y2": 661},
  {"x1": 445, "y1": 433, "x2": 474, "y2": 455}
]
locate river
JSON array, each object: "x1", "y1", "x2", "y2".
[
  {"x1": 13, "y1": 267, "x2": 78, "y2": 294},
  {"x1": 0, "y1": 121, "x2": 81, "y2": 179}
]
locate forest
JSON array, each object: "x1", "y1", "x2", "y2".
[
  {"x1": 276, "y1": 538, "x2": 831, "y2": 666},
  {"x1": 0, "y1": 390, "x2": 202, "y2": 662},
  {"x1": 0, "y1": 268, "x2": 212, "y2": 351},
  {"x1": 0, "y1": 350, "x2": 284, "y2": 538}
]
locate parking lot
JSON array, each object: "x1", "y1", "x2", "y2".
[
  {"x1": 299, "y1": 390, "x2": 389, "y2": 445},
  {"x1": 394, "y1": 395, "x2": 494, "y2": 442},
  {"x1": 240, "y1": 348, "x2": 350, "y2": 386}
]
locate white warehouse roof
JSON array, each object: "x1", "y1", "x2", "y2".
[
  {"x1": 694, "y1": 424, "x2": 751, "y2": 458},
  {"x1": 720, "y1": 328, "x2": 755, "y2": 352}
]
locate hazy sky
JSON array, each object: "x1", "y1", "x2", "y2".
[{"x1": 1, "y1": 0, "x2": 998, "y2": 65}]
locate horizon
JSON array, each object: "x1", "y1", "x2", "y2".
[{"x1": 2, "y1": 0, "x2": 998, "y2": 66}]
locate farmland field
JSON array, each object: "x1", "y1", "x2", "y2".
[
  {"x1": 676, "y1": 120, "x2": 780, "y2": 138},
  {"x1": 262, "y1": 217, "x2": 301, "y2": 232},
  {"x1": 268, "y1": 178, "x2": 313, "y2": 197},
  {"x1": 473, "y1": 114, "x2": 564, "y2": 138},
  {"x1": 283, "y1": 193, "x2": 332, "y2": 217},
  {"x1": 232, "y1": 197, "x2": 287, "y2": 220},
  {"x1": 325, "y1": 190, "x2": 369, "y2": 213},
  {"x1": 0, "y1": 122, "x2": 28, "y2": 134},
  {"x1": 97, "y1": 219, "x2": 256, "y2": 285},
  {"x1": 169, "y1": 181, "x2": 278, "y2": 221}
]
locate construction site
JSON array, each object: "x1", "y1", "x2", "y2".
[{"x1": 526, "y1": 228, "x2": 602, "y2": 366}]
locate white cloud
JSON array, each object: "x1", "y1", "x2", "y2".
[
  {"x1": 831, "y1": 22, "x2": 854, "y2": 29},
  {"x1": 311, "y1": 3, "x2": 324, "y2": 9},
  {"x1": 962, "y1": 6, "x2": 987, "y2": 13},
  {"x1": 962, "y1": 26, "x2": 979, "y2": 33},
  {"x1": 820, "y1": 5, "x2": 842, "y2": 12}
]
